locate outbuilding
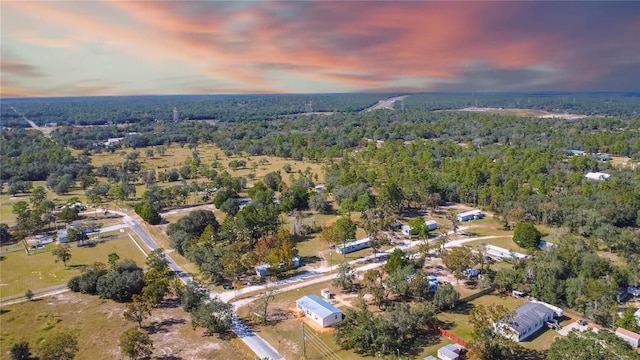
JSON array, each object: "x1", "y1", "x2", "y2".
[
  {"x1": 456, "y1": 209, "x2": 483, "y2": 222},
  {"x1": 437, "y1": 344, "x2": 465, "y2": 360},
  {"x1": 296, "y1": 294, "x2": 343, "y2": 328}
]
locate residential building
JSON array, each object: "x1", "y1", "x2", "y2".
[
  {"x1": 437, "y1": 344, "x2": 465, "y2": 360},
  {"x1": 296, "y1": 294, "x2": 343, "y2": 328},
  {"x1": 584, "y1": 172, "x2": 610, "y2": 181},
  {"x1": 485, "y1": 245, "x2": 528, "y2": 260},
  {"x1": 615, "y1": 327, "x2": 640, "y2": 348},
  {"x1": 500, "y1": 302, "x2": 557, "y2": 342},
  {"x1": 255, "y1": 255, "x2": 300, "y2": 277},
  {"x1": 456, "y1": 209, "x2": 483, "y2": 222},
  {"x1": 335, "y1": 238, "x2": 370, "y2": 255}
]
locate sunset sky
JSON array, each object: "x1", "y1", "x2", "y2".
[{"x1": 1, "y1": 1, "x2": 639, "y2": 98}]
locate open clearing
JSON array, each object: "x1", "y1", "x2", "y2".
[
  {"x1": 440, "y1": 107, "x2": 588, "y2": 120},
  {"x1": 0, "y1": 234, "x2": 147, "y2": 298},
  {"x1": 0, "y1": 291, "x2": 253, "y2": 360}
]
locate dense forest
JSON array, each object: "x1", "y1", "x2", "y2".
[{"x1": 0, "y1": 93, "x2": 394, "y2": 126}]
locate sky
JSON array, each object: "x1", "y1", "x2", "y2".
[{"x1": 1, "y1": 1, "x2": 639, "y2": 98}]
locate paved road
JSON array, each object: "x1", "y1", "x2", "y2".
[{"x1": 104, "y1": 208, "x2": 285, "y2": 359}]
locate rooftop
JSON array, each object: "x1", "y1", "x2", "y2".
[
  {"x1": 616, "y1": 327, "x2": 640, "y2": 340},
  {"x1": 507, "y1": 302, "x2": 556, "y2": 335},
  {"x1": 297, "y1": 295, "x2": 342, "y2": 318}
]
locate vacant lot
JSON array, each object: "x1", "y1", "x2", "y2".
[
  {"x1": 0, "y1": 235, "x2": 147, "y2": 298},
  {"x1": 0, "y1": 291, "x2": 253, "y2": 360}
]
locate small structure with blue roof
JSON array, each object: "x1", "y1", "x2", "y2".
[{"x1": 296, "y1": 294, "x2": 343, "y2": 327}]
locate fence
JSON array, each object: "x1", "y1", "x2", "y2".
[{"x1": 459, "y1": 286, "x2": 494, "y2": 303}]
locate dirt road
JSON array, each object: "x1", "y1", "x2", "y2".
[{"x1": 362, "y1": 95, "x2": 408, "y2": 112}]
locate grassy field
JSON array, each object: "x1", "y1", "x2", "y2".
[
  {"x1": 0, "y1": 234, "x2": 147, "y2": 298},
  {"x1": 0, "y1": 292, "x2": 253, "y2": 360},
  {"x1": 236, "y1": 278, "x2": 480, "y2": 360},
  {"x1": 436, "y1": 293, "x2": 558, "y2": 353}
]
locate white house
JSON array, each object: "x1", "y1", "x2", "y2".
[
  {"x1": 485, "y1": 245, "x2": 528, "y2": 260},
  {"x1": 457, "y1": 209, "x2": 483, "y2": 222},
  {"x1": 103, "y1": 137, "x2": 123, "y2": 146},
  {"x1": 499, "y1": 302, "x2": 558, "y2": 342},
  {"x1": 615, "y1": 327, "x2": 640, "y2": 348},
  {"x1": 335, "y1": 238, "x2": 370, "y2": 255},
  {"x1": 255, "y1": 255, "x2": 301, "y2": 277},
  {"x1": 584, "y1": 172, "x2": 610, "y2": 181},
  {"x1": 437, "y1": 344, "x2": 465, "y2": 360},
  {"x1": 296, "y1": 294, "x2": 343, "y2": 328}
]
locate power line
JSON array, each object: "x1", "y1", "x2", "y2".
[{"x1": 301, "y1": 324, "x2": 343, "y2": 360}]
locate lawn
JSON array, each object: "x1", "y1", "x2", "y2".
[
  {"x1": 0, "y1": 291, "x2": 253, "y2": 360},
  {"x1": 465, "y1": 236, "x2": 529, "y2": 253},
  {"x1": 236, "y1": 279, "x2": 465, "y2": 360},
  {"x1": 0, "y1": 234, "x2": 147, "y2": 298},
  {"x1": 436, "y1": 293, "x2": 557, "y2": 352}
]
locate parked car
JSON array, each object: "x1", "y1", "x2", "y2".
[{"x1": 577, "y1": 319, "x2": 588, "y2": 326}]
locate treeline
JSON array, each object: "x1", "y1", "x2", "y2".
[
  {"x1": 0, "y1": 93, "x2": 391, "y2": 126},
  {"x1": 400, "y1": 92, "x2": 640, "y2": 116}
]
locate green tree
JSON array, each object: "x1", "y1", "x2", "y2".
[
  {"x1": 52, "y1": 243, "x2": 72, "y2": 266},
  {"x1": 333, "y1": 263, "x2": 357, "y2": 292},
  {"x1": 108, "y1": 252, "x2": 120, "y2": 271},
  {"x1": 134, "y1": 202, "x2": 161, "y2": 225},
  {"x1": 332, "y1": 216, "x2": 357, "y2": 253},
  {"x1": 442, "y1": 246, "x2": 475, "y2": 282},
  {"x1": 58, "y1": 207, "x2": 79, "y2": 224},
  {"x1": 432, "y1": 284, "x2": 460, "y2": 311},
  {"x1": 119, "y1": 327, "x2": 153, "y2": 360},
  {"x1": 37, "y1": 330, "x2": 79, "y2": 360},
  {"x1": 145, "y1": 249, "x2": 169, "y2": 274},
  {"x1": 547, "y1": 329, "x2": 637, "y2": 360},
  {"x1": 123, "y1": 295, "x2": 151, "y2": 327},
  {"x1": 385, "y1": 248, "x2": 409, "y2": 274},
  {"x1": 513, "y1": 222, "x2": 542, "y2": 249},
  {"x1": 467, "y1": 304, "x2": 517, "y2": 360},
  {"x1": 616, "y1": 306, "x2": 640, "y2": 333},
  {"x1": 10, "y1": 341, "x2": 32, "y2": 360},
  {"x1": 190, "y1": 297, "x2": 233, "y2": 336}
]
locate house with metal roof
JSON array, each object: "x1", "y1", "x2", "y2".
[
  {"x1": 584, "y1": 172, "x2": 611, "y2": 181},
  {"x1": 456, "y1": 209, "x2": 483, "y2": 222},
  {"x1": 615, "y1": 327, "x2": 640, "y2": 348},
  {"x1": 296, "y1": 294, "x2": 343, "y2": 328},
  {"x1": 499, "y1": 302, "x2": 557, "y2": 342},
  {"x1": 437, "y1": 343, "x2": 465, "y2": 360},
  {"x1": 335, "y1": 238, "x2": 370, "y2": 255}
]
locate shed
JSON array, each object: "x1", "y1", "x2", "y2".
[
  {"x1": 424, "y1": 357, "x2": 437, "y2": 360},
  {"x1": 437, "y1": 343, "x2": 465, "y2": 360},
  {"x1": 456, "y1": 209, "x2": 483, "y2": 222},
  {"x1": 425, "y1": 220, "x2": 438, "y2": 231},
  {"x1": 615, "y1": 327, "x2": 640, "y2": 348},
  {"x1": 335, "y1": 238, "x2": 370, "y2": 255},
  {"x1": 296, "y1": 295, "x2": 342, "y2": 328}
]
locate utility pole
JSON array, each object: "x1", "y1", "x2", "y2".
[{"x1": 302, "y1": 323, "x2": 307, "y2": 360}]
